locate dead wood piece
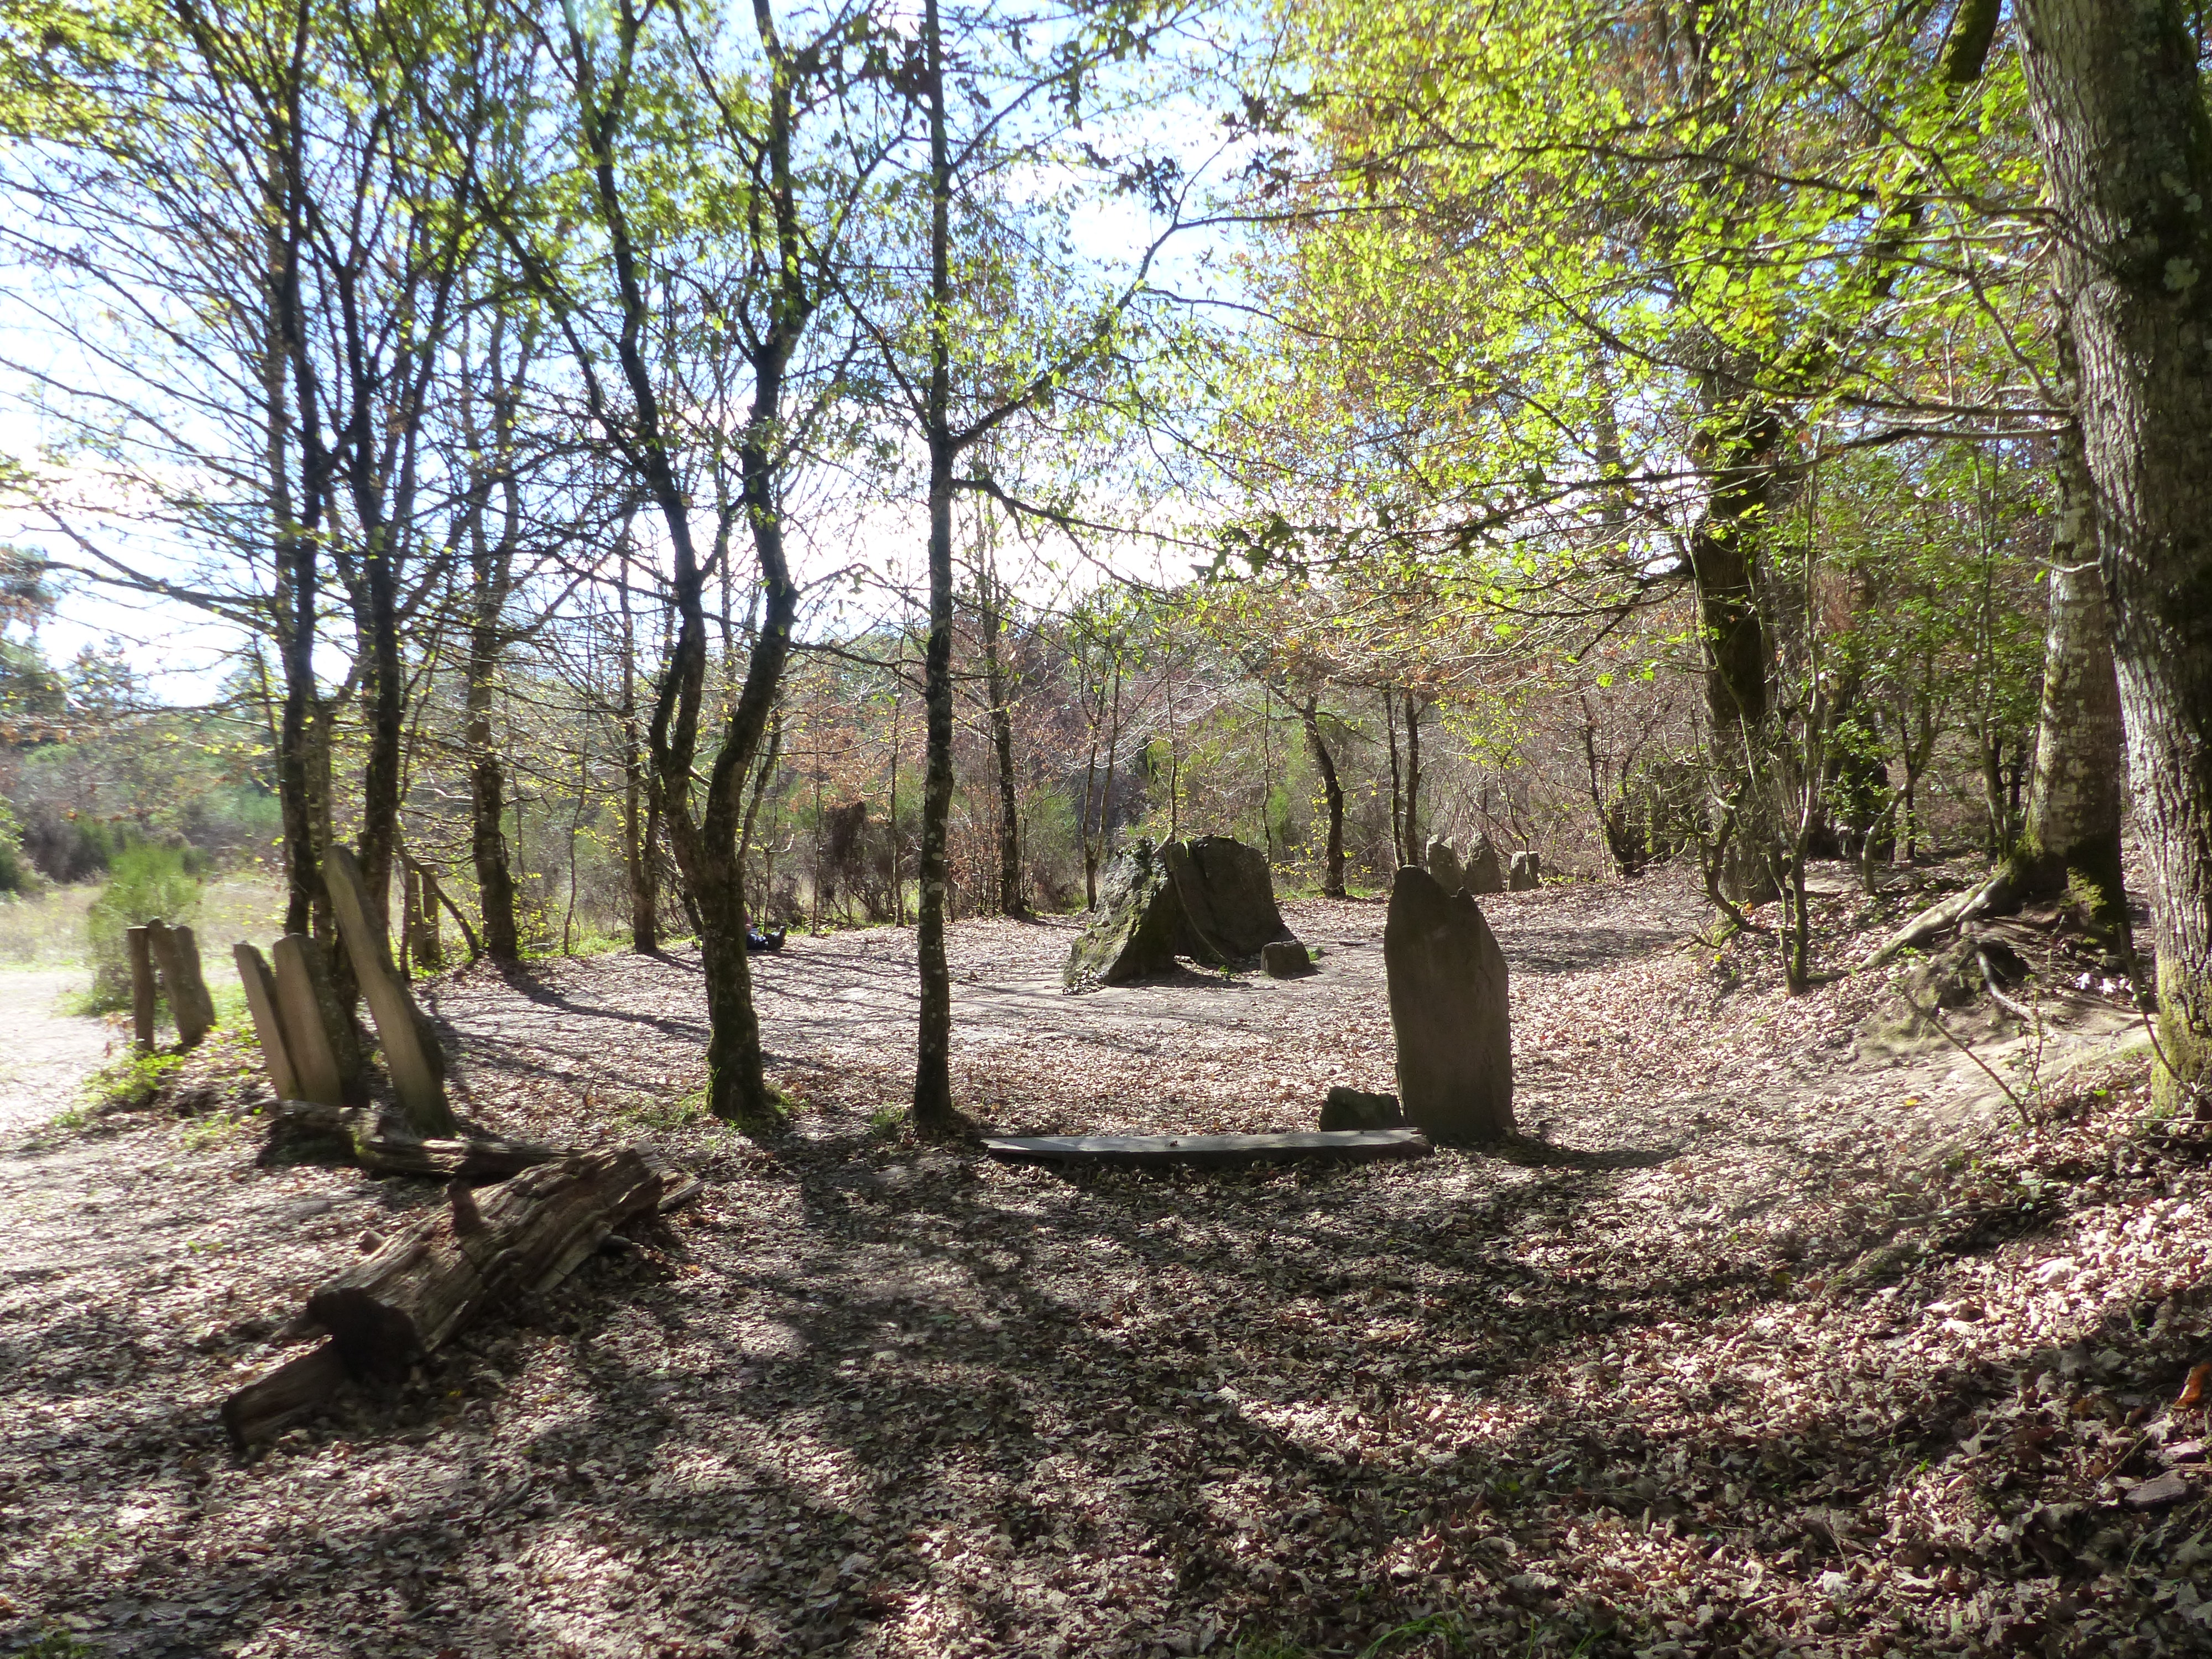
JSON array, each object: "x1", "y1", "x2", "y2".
[
  {"x1": 306, "y1": 1146, "x2": 675, "y2": 1375},
  {"x1": 982, "y1": 1129, "x2": 1432, "y2": 1168},
  {"x1": 268, "y1": 1098, "x2": 561, "y2": 1182},
  {"x1": 220, "y1": 1338, "x2": 349, "y2": 1451}
]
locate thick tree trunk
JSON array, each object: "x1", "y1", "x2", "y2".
[
  {"x1": 2019, "y1": 0, "x2": 2212, "y2": 1112},
  {"x1": 1302, "y1": 697, "x2": 1347, "y2": 899}
]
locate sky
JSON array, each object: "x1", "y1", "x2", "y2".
[{"x1": 0, "y1": 2, "x2": 1277, "y2": 708}]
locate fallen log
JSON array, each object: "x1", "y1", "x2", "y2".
[
  {"x1": 309, "y1": 1146, "x2": 672, "y2": 1374},
  {"x1": 982, "y1": 1128, "x2": 1432, "y2": 1168},
  {"x1": 220, "y1": 1338, "x2": 349, "y2": 1449},
  {"x1": 267, "y1": 1098, "x2": 561, "y2": 1182},
  {"x1": 223, "y1": 1145, "x2": 687, "y2": 1449}
]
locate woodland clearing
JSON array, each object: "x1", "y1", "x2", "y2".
[{"x1": 2, "y1": 873, "x2": 2208, "y2": 1659}]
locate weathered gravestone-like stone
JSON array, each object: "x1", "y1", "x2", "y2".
[
  {"x1": 145, "y1": 918, "x2": 217, "y2": 1048},
  {"x1": 1166, "y1": 834, "x2": 1294, "y2": 960},
  {"x1": 1509, "y1": 850, "x2": 1542, "y2": 891},
  {"x1": 1463, "y1": 834, "x2": 1505, "y2": 895},
  {"x1": 272, "y1": 933, "x2": 356, "y2": 1107},
  {"x1": 1318, "y1": 1085, "x2": 1405, "y2": 1131},
  {"x1": 1261, "y1": 940, "x2": 1312, "y2": 978},
  {"x1": 326, "y1": 847, "x2": 455, "y2": 1135},
  {"x1": 1384, "y1": 866, "x2": 1514, "y2": 1142},
  {"x1": 1426, "y1": 838, "x2": 1465, "y2": 893},
  {"x1": 127, "y1": 925, "x2": 157, "y2": 1052},
  {"x1": 1066, "y1": 834, "x2": 1301, "y2": 987},
  {"x1": 233, "y1": 942, "x2": 301, "y2": 1102}
]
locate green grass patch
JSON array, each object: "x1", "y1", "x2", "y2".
[{"x1": 75, "y1": 1049, "x2": 185, "y2": 1117}]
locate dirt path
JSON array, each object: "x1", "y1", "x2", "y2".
[
  {"x1": 0, "y1": 968, "x2": 115, "y2": 1135},
  {"x1": 2, "y1": 880, "x2": 2205, "y2": 1659}
]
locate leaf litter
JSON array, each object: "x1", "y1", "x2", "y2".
[{"x1": 2, "y1": 874, "x2": 2208, "y2": 1658}]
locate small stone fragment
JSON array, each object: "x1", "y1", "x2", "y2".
[{"x1": 1318, "y1": 1086, "x2": 1405, "y2": 1131}]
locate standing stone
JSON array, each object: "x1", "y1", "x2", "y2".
[
  {"x1": 1384, "y1": 867, "x2": 1514, "y2": 1142},
  {"x1": 127, "y1": 925, "x2": 157, "y2": 1052},
  {"x1": 233, "y1": 942, "x2": 301, "y2": 1102},
  {"x1": 1261, "y1": 940, "x2": 1312, "y2": 978},
  {"x1": 325, "y1": 847, "x2": 455, "y2": 1136},
  {"x1": 1066, "y1": 838, "x2": 1183, "y2": 987},
  {"x1": 145, "y1": 919, "x2": 216, "y2": 1048},
  {"x1": 1509, "y1": 850, "x2": 1542, "y2": 892},
  {"x1": 1426, "y1": 838, "x2": 1465, "y2": 893},
  {"x1": 1166, "y1": 835, "x2": 1293, "y2": 959},
  {"x1": 1463, "y1": 834, "x2": 1505, "y2": 895},
  {"x1": 272, "y1": 934, "x2": 351, "y2": 1107}
]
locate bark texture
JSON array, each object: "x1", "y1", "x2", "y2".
[
  {"x1": 2018, "y1": 0, "x2": 2212, "y2": 1111},
  {"x1": 1301, "y1": 698, "x2": 1347, "y2": 899}
]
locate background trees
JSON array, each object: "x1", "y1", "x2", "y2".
[{"x1": 4, "y1": 0, "x2": 2206, "y2": 1124}]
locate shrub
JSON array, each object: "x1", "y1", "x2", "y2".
[
  {"x1": 84, "y1": 843, "x2": 201, "y2": 1013},
  {"x1": 0, "y1": 797, "x2": 32, "y2": 894}
]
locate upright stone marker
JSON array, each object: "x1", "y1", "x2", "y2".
[
  {"x1": 1464, "y1": 834, "x2": 1505, "y2": 895},
  {"x1": 1384, "y1": 867, "x2": 1514, "y2": 1142},
  {"x1": 1165, "y1": 834, "x2": 1293, "y2": 959},
  {"x1": 1066, "y1": 838, "x2": 1183, "y2": 987},
  {"x1": 272, "y1": 935, "x2": 349, "y2": 1107},
  {"x1": 1509, "y1": 850, "x2": 1542, "y2": 891},
  {"x1": 145, "y1": 919, "x2": 215, "y2": 1048},
  {"x1": 1426, "y1": 838, "x2": 1465, "y2": 894},
  {"x1": 127, "y1": 925, "x2": 157, "y2": 1052},
  {"x1": 233, "y1": 943, "x2": 301, "y2": 1102},
  {"x1": 325, "y1": 847, "x2": 455, "y2": 1136}
]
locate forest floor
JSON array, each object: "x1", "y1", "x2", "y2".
[{"x1": 4, "y1": 868, "x2": 2210, "y2": 1659}]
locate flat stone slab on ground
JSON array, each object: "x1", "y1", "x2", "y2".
[{"x1": 982, "y1": 1128, "x2": 1430, "y2": 1167}]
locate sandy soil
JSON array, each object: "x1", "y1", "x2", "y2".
[{"x1": 0, "y1": 968, "x2": 118, "y2": 1135}]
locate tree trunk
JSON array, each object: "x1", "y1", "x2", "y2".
[
  {"x1": 1302, "y1": 697, "x2": 1347, "y2": 899},
  {"x1": 464, "y1": 476, "x2": 520, "y2": 964},
  {"x1": 913, "y1": 0, "x2": 960, "y2": 1131},
  {"x1": 617, "y1": 545, "x2": 658, "y2": 953},
  {"x1": 1404, "y1": 694, "x2": 1423, "y2": 865},
  {"x1": 2018, "y1": 0, "x2": 2212, "y2": 1112},
  {"x1": 1384, "y1": 689, "x2": 1404, "y2": 868},
  {"x1": 2009, "y1": 410, "x2": 2130, "y2": 940},
  {"x1": 979, "y1": 549, "x2": 1024, "y2": 917}
]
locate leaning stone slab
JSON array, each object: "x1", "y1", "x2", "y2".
[
  {"x1": 1261, "y1": 940, "x2": 1312, "y2": 978},
  {"x1": 1464, "y1": 834, "x2": 1505, "y2": 895},
  {"x1": 1509, "y1": 850, "x2": 1541, "y2": 891},
  {"x1": 325, "y1": 847, "x2": 454, "y2": 1136},
  {"x1": 233, "y1": 943, "x2": 301, "y2": 1102},
  {"x1": 1166, "y1": 835, "x2": 1293, "y2": 960},
  {"x1": 1384, "y1": 866, "x2": 1514, "y2": 1142},
  {"x1": 272, "y1": 934, "x2": 351, "y2": 1107},
  {"x1": 982, "y1": 1129, "x2": 1430, "y2": 1168},
  {"x1": 1318, "y1": 1086, "x2": 1405, "y2": 1131},
  {"x1": 145, "y1": 919, "x2": 216, "y2": 1048},
  {"x1": 1426, "y1": 838, "x2": 1464, "y2": 894}
]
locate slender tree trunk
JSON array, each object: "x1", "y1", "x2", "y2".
[
  {"x1": 1384, "y1": 690, "x2": 1403, "y2": 868},
  {"x1": 978, "y1": 539, "x2": 1023, "y2": 916},
  {"x1": 912, "y1": 0, "x2": 960, "y2": 1131},
  {"x1": 618, "y1": 544, "x2": 657, "y2": 953},
  {"x1": 1404, "y1": 694, "x2": 1423, "y2": 863},
  {"x1": 1302, "y1": 697, "x2": 1347, "y2": 899},
  {"x1": 465, "y1": 514, "x2": 519, "y2": 963},
  {"x1": 2019, "y1": 0, "x2": 2212, "y2": 1111}
]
